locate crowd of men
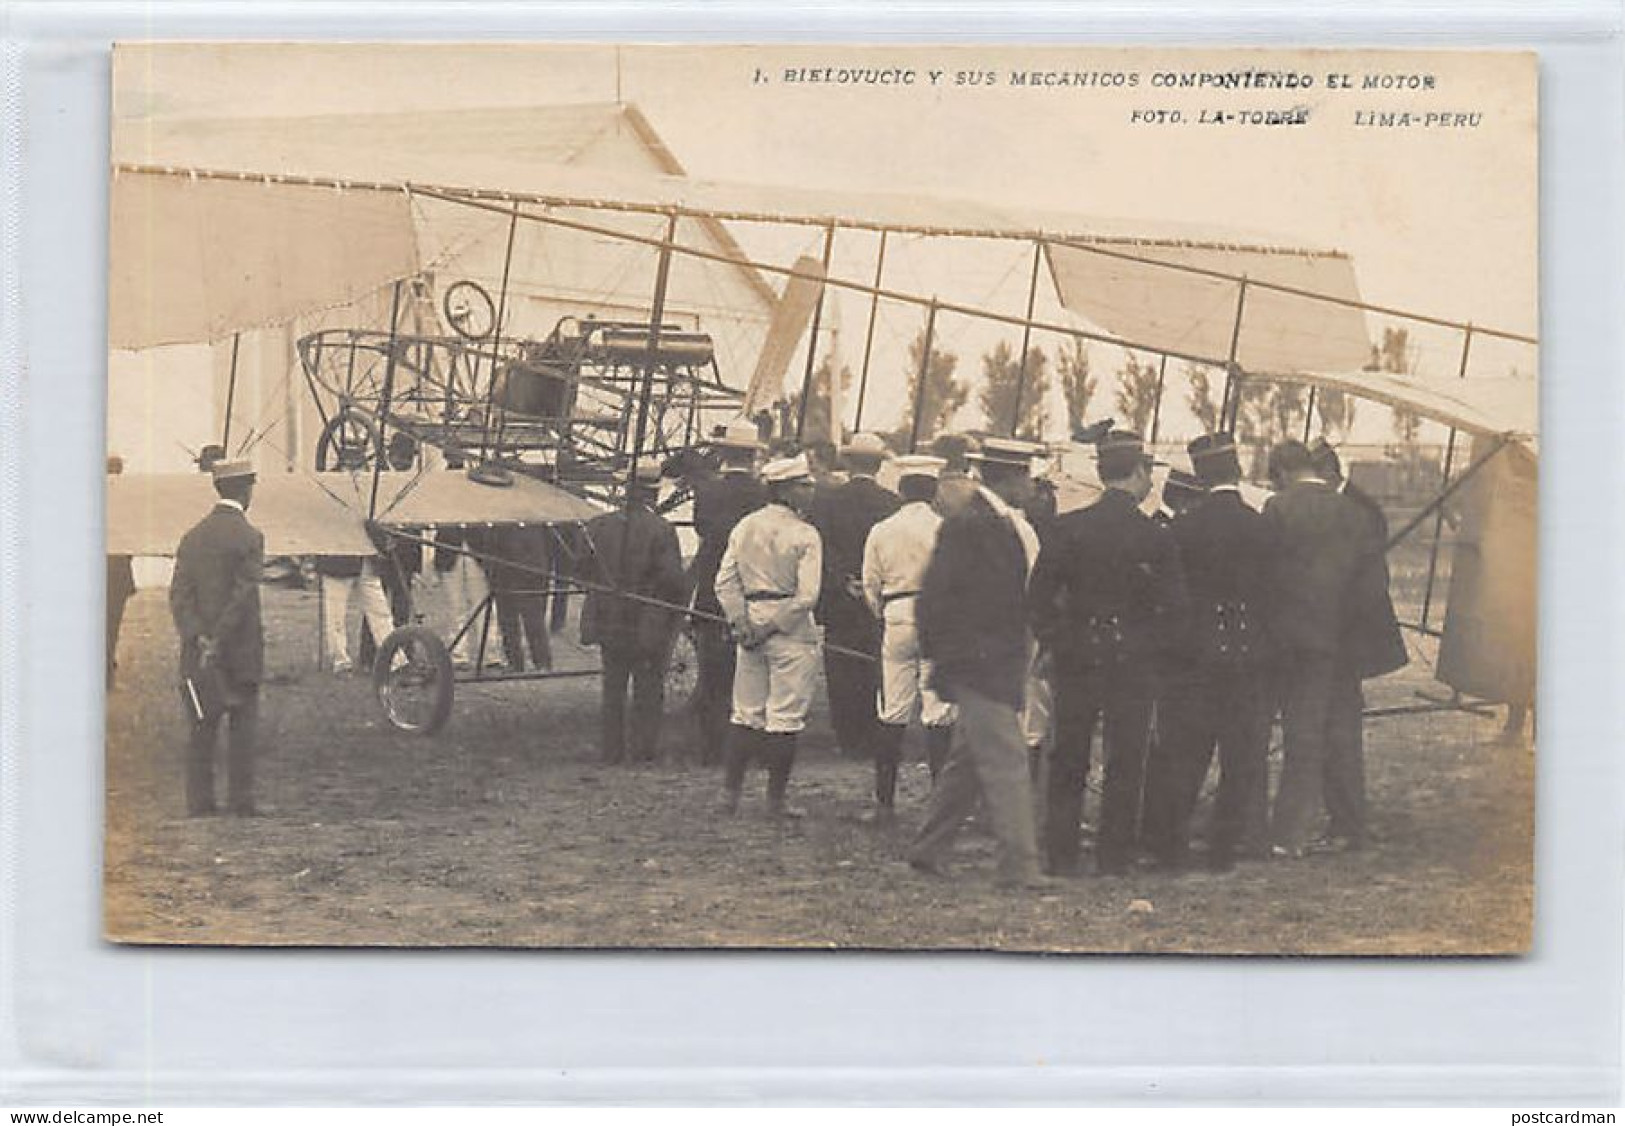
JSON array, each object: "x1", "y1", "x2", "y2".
[
  {"x1": 166, "y1": 418, "x2": 1404, "y2": 885},
  {"x1": 645, "y1": 420, "x2": 1404, "y2": 888}
]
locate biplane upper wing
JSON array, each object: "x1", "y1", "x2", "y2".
[{"x1": 109, "y1": 168, "x2": 420, "y2": 351}]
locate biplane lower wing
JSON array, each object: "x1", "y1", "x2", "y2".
[
  {"x1": 107, "y1": 473, "x2": 377, "y2": 557},
  {"x1": 1250, "y1": 368, "x2": 1538, "y2": 449},
  {"x1": 107, "y1": 469, "x2": 605, "y2": 557}
]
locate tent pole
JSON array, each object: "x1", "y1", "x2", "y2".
[
  {"x1": 1301, "y1": 386, "x2": 1318, "y2": 442},
  {"x1": 222, "y1": 332, "x2": 241, "y2": 451},
  {"x1": 853, "y1": 229, "x2": 888, "y2": 432},
  {"x1": 907, "y1": 300, "x2": 939, "y2": 454},
  {"x1": 1010, "y1": 240, "x2": 1045, "y2": 437},
  {"x1": 1220, "y1": 278, "x2": 1249, "y2": 432},
  {"x1": 794, "y1": 223, "x2": 837, "y2": 443},
  {"x1": 484, "y1": 204, "x2": 522, "y2": 461},
  {"x1": 367, "y1": 279, "x2": 405, "y2": 520},
  {"x1": 1419, "y1": 326, "x2": 1474, "y2": 630}
]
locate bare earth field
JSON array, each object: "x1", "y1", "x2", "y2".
[{"x1": 105, "y1": 584, "x2": 1532, "y2": 954}]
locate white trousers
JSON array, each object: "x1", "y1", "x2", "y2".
[
  {"x1": 877, "y1": 618, "x2": 956, "y2": 728},
  {"x1": 1021, "y1": 642, "x2": 1054, "y2": 751},
  {"x1": 439, "y1": 555, "x2": 503, "y2": 664},
  {"x1": 731, "y1": 633, "x2": 822, "y2": 734},
  {"x1": 320, "y1": 566, "x2": 395, "y2": 669}
]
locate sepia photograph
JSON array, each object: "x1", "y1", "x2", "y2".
[{"x1": 104, "y1": 42, "x2": 1537, "y2": 953}]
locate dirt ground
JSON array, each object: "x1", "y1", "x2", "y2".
[{"x1": 104, "y1": 583, "x2": 1532, "y2": 954}]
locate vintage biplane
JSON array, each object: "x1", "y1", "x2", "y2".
[{"x1": 107, "y1": 103, "x2": 1537, "y2": 737}]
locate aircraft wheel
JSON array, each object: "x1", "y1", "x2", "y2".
[
  {"x1": 663, "y1": 623, "x2": 701, "y2": 716},
  {"x1": 373, "y1": 625, "x2": 455, "y2": 735}
]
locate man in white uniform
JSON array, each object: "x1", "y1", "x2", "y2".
[
  {"x1": 714, "y1": 453, "x2": 824, "y2": 817},
  {"x1": 861, "y1": 454, "x2": 955, "y2": 821}
]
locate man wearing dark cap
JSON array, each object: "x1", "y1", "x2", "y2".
[
  {"x1": 906, "y1": 437, "x2": 1047, "y2": 889},
  {"x1": 1308, "y1": 438, "x2": 1407, "y2": 850},
  {"x1": 1263, "y1": 439, "x2": 1379, "y2": 857},
  {"x1": 169, "y1": 458, "x2": 265, "y2": 816},
  {"x1": 580, "y1": 464, "x2": 687, "y2": 764},
  {"x1": 1141, "y1": 434, "x2": 1273, "y2": 871},
  {"x1": 690, "y1": 419, "x2": 768, "y2": 764},
  {"x1": 813, "y1": 432, "x2": 901, "y2": 760},
  {"x1": 1029, "y1": 431, "x2": 1189, "y2": 876}
]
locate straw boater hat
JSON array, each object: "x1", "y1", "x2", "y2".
[
  {"x1": 967, "y1": 436, "x2": 1044, "y2": 476},
  {"x1": 1186, "y1": 432, "x2": 1243, "y2": 487},
  {"x1": 760, "y1": 453, "x2": 814, "y2": 485},
  {"x1": 713, "y1": 418, "x2": 765, "y2": 451},
  {"x1": 841, "y1": 432, "x2": 890, "y2": 460},
  {"x1": 210, "y1": 458, "x2": 256, "y2": 484},
  {"x1": 893, "y1": 454, "x2": 946, "y2": 480}
]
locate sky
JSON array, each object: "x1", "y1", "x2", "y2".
[{"x1": 112, "y1": 42, "x2": 1538, "y2": 444}]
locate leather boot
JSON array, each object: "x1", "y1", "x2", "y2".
[
  {"x1": 720, "y1": 724, "x2": 757, "y2": 813},
  {"x1": 764, "y1": 732, "x2": 805, "y2": 819},
  {"x1": 872, "y1": 723, "x2": 906, "y2": 817},
  {"x1": 926, "y1": 725, "x2": 953, "y2": 783}
]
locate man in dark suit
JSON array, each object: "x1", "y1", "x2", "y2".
[
  {"x1": 813, "y1": 433, "x2": 901, "y2": 760},
  {"x1": 907, "y1": 445, "x2": 1046, "y2": 889},
  {"x1": 1029, "y1": 431, "x2": 1189, "y2": 876},
  {"x1": 169, "y1": 458, "x2": 265, "y2": 817},
  {"x1": 484, "y1": 523, "x2": 554, "y2": 672},
  {"x1": 1310, "y1": 439, "x2": 1407, "y2": 850},
  {"x1": 690, "y1": 420, "x2": 768, "y2": 764},
  {"x1": 1142, "y1": 434, "x2": 1274, "y2": 872},
  {"x1": 1264, "y1": 439, "x2": 1380, "y2": 856},
  {"x1": 580, "y1": 464, "x2": 688, "y2": 764}
]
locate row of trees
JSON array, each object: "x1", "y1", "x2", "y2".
[{"x1": 773, "y1": 325, "x2": 1426, "y2": 471}]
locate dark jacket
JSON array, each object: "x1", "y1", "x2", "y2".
[
  {"x1": 1167, "y1": 488, "x2": 1274, "y2": 673},
  {"x1": 1028, "y1": 487, "x2": 1189, "y2": 673},
  {"x1": 918, "y1": 491, "x2": 1030, "y2": 708},
  {"x1": 1261, "y1": 478, "x2": 1371, "y2": 658},
  {"x1": 482, "y1": 524, "x2": 553, "y2": 594},
  {"x1": 169, "y1": 502, "x2": 265, "y2": 687},
  {"x1": 1340, "y1": 481, "x2": 1408, "y2": 678},
  {"x1": 580, "y1": 503, "x2": 686, "y2": 654},
  {"x1": 814, "y1": 474, "x2": 901, "y2": 634},
  {"x1": 690, "y1": 469, "x2": 767, "y2": 615}
]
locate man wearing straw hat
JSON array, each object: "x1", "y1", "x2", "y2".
[
  {"x1": 169, "y1": 457, "x2": 266, "y2": 817},
  {"x1": 906, "y1": 439, "x2": 1047, "y2": 889},
  {"x1": 1029, "y1": 430, "x2": 1189, "y2": 876},
  {"x1": 861, "y1": 453, "x2": 955, "y2": 820},
  {"x1": 714, "y1": 452, "x2": 824, "y2": 817},
  {"x1": 814, "y1": 432, "x2": 900, "y2": 761},
  {"x1": 689, "y1": 419, "x2": 768, "y2": 763}
]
